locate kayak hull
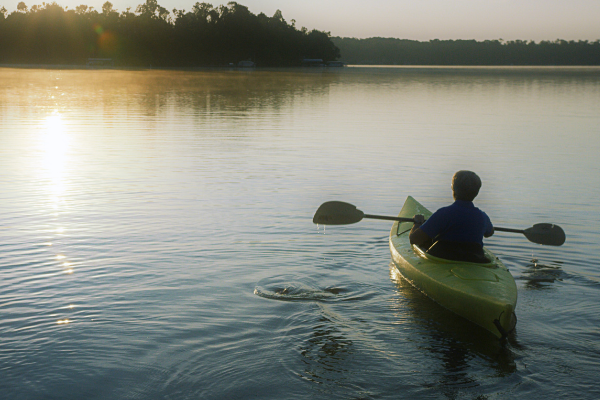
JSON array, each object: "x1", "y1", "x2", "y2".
[{"x1": 389, "y1": 196, "x2": 517, "y2": 339}]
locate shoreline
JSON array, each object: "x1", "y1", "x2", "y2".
[{"x1": 1, "y1": 63, "x2": 599, "y2": 73}]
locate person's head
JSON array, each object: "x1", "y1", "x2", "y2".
[{"x1": 452, "y1": 170, "x2": 482, "y2": 201}]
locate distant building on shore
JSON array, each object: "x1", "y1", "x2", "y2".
[
  {"x1": 302, "y1": 59, "x2": 324, "y2": 67},
  {"x1": 237, "y1": 60, "x2": 256, "y2": 68},
  {"x1": 86, "y1": 58, "x2": 114, "y2": 68}
]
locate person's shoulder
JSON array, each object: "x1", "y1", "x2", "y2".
[
  {"x1": 439, "y1": 203, "x2": 456, "y2": 211},
  {"x1": 430, "y1": 204, "x2": 453, "y2": 216},
  {"x1": 427, "y1": 204, "x2": 455, "y2": 221},
  {"x1": 474, "y1": 205, "x2": 489, "y2": 215},
  {"x1": 475, "y1": 207, "x2": 493, "y2": 222}
]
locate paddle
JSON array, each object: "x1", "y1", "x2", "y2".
[{"x1": 313, "y1": 201, "x2": 566, "y2": 246}]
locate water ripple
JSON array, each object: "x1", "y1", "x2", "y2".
[{"x1": 253, "y1": 276, "x2": 380, "y2": 302}]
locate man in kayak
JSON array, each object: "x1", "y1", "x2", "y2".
[{"x1": 409, "y1": 170, "x2": 494, "y2": 263}]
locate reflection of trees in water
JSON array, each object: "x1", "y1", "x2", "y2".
[
  {"x1": 1, "y1": 69, "x2": 342, "y2": 123},
  {"x1": 158, "y1": 71, "x2": 341, "y2": 117},
  {"x1": 389, "y1": 266, "x2": 517, "y2": 399}
]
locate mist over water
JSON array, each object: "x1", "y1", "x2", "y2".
[{"x1": 1, "y1": 66, "x2": 599, "y2": 399}]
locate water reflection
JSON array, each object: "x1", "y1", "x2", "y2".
[
  {"x1": 389, "y1": 265, "x2": 517, "y2": 398},
  {"x1": 297, "y1": 304, "x2": 354, "y2": 388},
  {"x1": 0, "y1": 69, "x2": 342, "y2": 122},
  {"x1": 38, "y1": 112, "x2": 77, "y2": 320},
  {"x1": 40, "y1": 113, "x2": 69, "y2": 201}
]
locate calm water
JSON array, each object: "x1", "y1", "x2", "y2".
[{"x1": 1, "y1": 66, "x2": 599, "y2": 399}]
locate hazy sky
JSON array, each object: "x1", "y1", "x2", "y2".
[{"x1": 6, "y1": 0, "x2": 600, "y2": 41}]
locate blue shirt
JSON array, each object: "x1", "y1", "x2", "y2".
[{"x1": 420, "y1": 200, "x2": 493, "y2": 246}]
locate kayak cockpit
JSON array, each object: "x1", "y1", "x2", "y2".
[{"x1": 412, "y1": 244, "x2": 499, "y2": 269}]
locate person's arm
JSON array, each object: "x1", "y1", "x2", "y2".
[{"x1": 409, "y1": 214, "x2": 432, "y2": 246}]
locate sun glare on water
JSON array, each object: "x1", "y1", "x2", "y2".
[{"x1": 41, "y1": 113, "x2": 70, "y2": 200}]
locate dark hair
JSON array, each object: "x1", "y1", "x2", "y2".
[{"x1": 452, "y1": 170, "x2": 481, "y2": 201}]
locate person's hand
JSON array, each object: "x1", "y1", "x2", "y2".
[{"x1": 413, "y1": 214, "x2": 425, "y2": 225}]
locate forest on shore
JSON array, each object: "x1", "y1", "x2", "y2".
[
  {"x1": 0, "y1": 1, "x2": 340, "y2": 67},
  {"x1": 2, "y1": 1, "x2": 599, "y2": 68},
  {"x1": 332, "y1": 37, "x2": 600, "y2": 66}
]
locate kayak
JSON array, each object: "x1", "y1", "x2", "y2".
[{"x1": 389, "y1": 196, "x2": 517, "y2": 339}]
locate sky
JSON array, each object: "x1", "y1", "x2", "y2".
[{"x1": 4, "y1": 0, "x2": 600, "y2": 41}]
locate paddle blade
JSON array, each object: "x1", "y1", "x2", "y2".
[
  {"x1": 523, "y1": 223, "x2": 566, "y2": 246},
  {"x1": 313, "y1": 201, "x2": 365, "y2": 225}
]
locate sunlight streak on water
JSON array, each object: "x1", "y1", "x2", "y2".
[{"x1": 40, "y1": 113, "x2": 69, "y2": 187}]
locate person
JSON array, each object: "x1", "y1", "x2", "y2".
[{"x1": 409, "y1": 170, "x2": 494, "y2": 263}]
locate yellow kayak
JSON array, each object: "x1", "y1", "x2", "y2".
[{"x1": 389, "y1": 196, "x2": 517, "y2": 338}]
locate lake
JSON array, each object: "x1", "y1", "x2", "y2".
[{"x1": 1, "y1": 66, "x2": 599, "y2": 399}]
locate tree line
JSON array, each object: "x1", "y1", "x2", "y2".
[
  {"x1": 332, "y1": 37, "x2": 600, "y2": 66},
  {"x1": 0, "y1": 1, "x2": 340, "y2": 67}
]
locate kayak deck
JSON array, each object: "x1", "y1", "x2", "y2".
[{"x1": 389, "y1": 196, "x2": 517, "y2": 339}]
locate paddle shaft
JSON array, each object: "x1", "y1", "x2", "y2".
[
  {"x1": 367, "y1": 217, "x2": 527, "y2": 235},
  {"x1": 494, "y1": 227, "x2": 524, "y2": 234},
  {"x1": 361, "y1": 214, "x2": 553, "y2": 239},
  {"x1": 367, "y1": 218, "x2": 526, "y2": 235},
  {"x1": 364, "y1": 214, "x2": 416, "y2": 223},
  {"x1": 362, "y1": 216, "x2": 532, "y2": 234}
]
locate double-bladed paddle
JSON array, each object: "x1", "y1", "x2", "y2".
[{"x1": 313, "y1": 201, "x2": 566, "y2": 246}]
